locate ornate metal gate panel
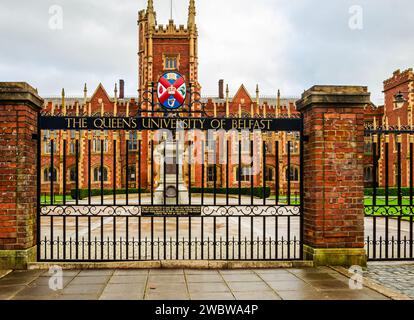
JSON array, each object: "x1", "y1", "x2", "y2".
[{"x1": 37, "y1": 86, "x2": 304, "y2": 262}]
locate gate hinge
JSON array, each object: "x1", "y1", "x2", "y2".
[{"x1": 32, "y1": 133, "x2": 38, "y2": 140}]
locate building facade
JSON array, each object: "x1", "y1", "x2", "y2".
[{"x1": 40, "y1": 0, "x2": 413, "y2": 197}]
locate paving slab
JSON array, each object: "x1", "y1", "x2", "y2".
[
  {"x1": 145, "y1": 291, "x2": 190, "y2": 300},
  {"x1": 190, "y1": 292, "x2": 235, "y2": 300},
  {"x1": 108, "y1": 275, "x2": 148, "y2": 284},
  {"x1": 266, "y1": 280, "x2": 314, "y2": 291},
  {"x1": 0, "y1": 267, "x2": 396, "y2": 300},
  {"x1": 69, "y1": 276, "x2": 111, "y2": 285},
  {"x1": 62, "y1": 284, "x2": 105, "y2": 295},
  {"x1": 227, "y1": 281, "x2": 271, "y2": 292},
  {"x1": 150, "y1": 269, "x2": 184, "y2": 275},
  {"x1": 77, "y1": 270, "x2": 114, "y2": 277},
  {"x1": 188, "y1": 282, "x2": 230, "y2": 293},
  {"x1": 0, "y1": 285, "x2": 26, "y2": 300},
  {"x1": 102, "y1": 283, "x2": 145, "y2": 295},
  {"x1": 113, "y1": 270, "x2": 149, "y2": 276},
  {"x1": 186, "y1": 274, "x2": 223, "y2": 283},
  {"x1": 221, "y1": 273, "x2": 262, "y2": 282},
  {"x1": 233, "y1": 291, "x2": 282, "y2": 300}
]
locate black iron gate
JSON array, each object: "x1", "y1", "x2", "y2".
[
  {"x1": 37, "y1": 91, "x2": 304, "y2": 262},
  {"x1": 365, "y1": 125, "x2": 414, "y2": 260}
]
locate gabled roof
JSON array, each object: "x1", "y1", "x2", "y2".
[
  {"x1": 232, "y1": 84, "x2": 253, "y2": 103},
  {"x1": 90, "y1": 83, "x2": 112, "y2": 103}
]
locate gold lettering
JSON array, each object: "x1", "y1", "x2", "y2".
[
  {"x1": 150, "y1": 118, "x2": 160, "y2": 129},
  {"x1": 130, "y1": 118, "x2": 138, "y2": 129},
  {"x1": 94, "y1": 118, "x2": 104, "y2": 129}
]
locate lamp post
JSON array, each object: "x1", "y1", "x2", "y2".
[{"x1": 393, "y1": 91, "x2": 414, "y2": 109}]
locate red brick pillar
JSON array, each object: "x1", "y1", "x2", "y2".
[
  {"x1": 296, "y1": 86, "x2": 370, "y2": 266},
  {"x1": 0, "y1": 83, "x2": 43, "y2": 269}
]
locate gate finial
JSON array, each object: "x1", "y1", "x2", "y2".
[
  {"x1": 61, "y1": 88, "x2": 66, "y2": 115},
  {"x1": 225, "y1": 84, "x2": 229, "y2": 117},
  {"x1": 276, "y1": 89, "x2": 280, "y2": 118},
  {"x1": 83, "y1": 83, "x2": 88, "y2": 106}
]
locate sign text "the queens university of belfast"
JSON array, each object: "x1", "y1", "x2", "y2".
[{"x1": 40, "y1": 117, "x2": 302, "y2": 132}]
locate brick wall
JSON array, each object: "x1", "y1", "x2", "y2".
[
  {"x1": 297, "y1": 86, "x2": 370, "y2": 250},
  {"x1": 0, "y1": 83, "x2": 43, "y2": 251}
]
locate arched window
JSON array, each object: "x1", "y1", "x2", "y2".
[
  {"x1": 364, "y1": 166, "x2": 373, "y2": 183},
  {"x1": 68, "y1": 167, "x2": 77, "y2": 182},
  {"x1": 265, "y1": 166, "x2": 275, "y2": 181},
  {"x1": 43, "y1": 167, "x2": 57, "y2": 182},
  {"x1": 93, "y1": 167, "x2": 108, "y2": 182},
  {"x1": 285, "y1": 166, "x2": 299, "y2": 182}
]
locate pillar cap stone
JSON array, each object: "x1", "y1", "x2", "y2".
[
  {"x1": 0, "y1": 82, "x2": 44, "y2": 110},
  {"x1": 296, "y1": 85, "x2": 371, "y2": 111}
]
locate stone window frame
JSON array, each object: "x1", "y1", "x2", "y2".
[
  {"x1": 128, "y1": 131, "x2": 139, "y2": 151},
  {"x1": 163, "y1": 54, "x2": 180, "y2": 71},
  {"x1": 285, "y1": 165, "x2": 300, "y2": 182},
  {"x1": 68, "y1": 166, "x2": 77, "y2": 183},
  {"x1": 265, "y1": 166, "x2": 275, "y2": 182},
  {"x1": 234, "y1": 166, "x2": 251, "y2": 183},
  {"x1": 92, "y1": 131, "x2": 109, "y2": 153},
  {"x1": 92, "y1": 166, "x2": 110, "y2": 183},
  {"x1": 364, "y1": 166, "x2": 373, "y2": 183},
  {"x1": 42, "y1": 166, "x2": 58, "y2": 184}
]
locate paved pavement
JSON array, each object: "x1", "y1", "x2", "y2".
[
  {"x1": 0, "y1": 267, "x2": 388, "y2": 300},
  {"x1": 364, "y1": 263, "x2": 414, "y2": 299}
]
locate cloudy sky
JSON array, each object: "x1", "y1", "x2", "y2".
[{"x1": 0, "y1": 0, "x2": 413, "y2": 104}]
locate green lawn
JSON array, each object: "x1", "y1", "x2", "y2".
[
  {"x1": 39, "y1": 194, "x2": 414, "y2": 217},
  {"x1": 40, "y1": 195, "x2": 72, "y2": 205},
  {"x1": 364, "y1": 196, "x2": 414, "y2": 218}
]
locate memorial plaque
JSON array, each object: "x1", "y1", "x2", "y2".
[{"x1": 141, "y1": 206, "x2": 202, "y2": 216}]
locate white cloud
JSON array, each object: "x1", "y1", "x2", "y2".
[{"x1": 0, "y1": 0, "x2": 413, "y2": 104}]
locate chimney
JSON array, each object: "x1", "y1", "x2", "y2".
[
  {"x1": 218, "y1": 79, "x2": 224, "y2": 99},
  {"x1": 119, "y1": 79, "x2": 125, "y2": 99}
]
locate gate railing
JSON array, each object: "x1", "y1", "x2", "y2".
[
  {"x1": 365, "y1": 125, "x2": 414, "y2": 260},
  {"x1": 37, "y1": 107, "x2": 303, "y2": 262}
]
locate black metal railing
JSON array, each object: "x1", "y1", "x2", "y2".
[
  {"x1": 37, "y1": 94, "x2": 303, "y2": 262},
  {"x1": 365, "y1": 126, "x2": 414, "y2": 260}
]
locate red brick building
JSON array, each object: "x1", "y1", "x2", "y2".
[
  {"x1": 363, "y1": 68, "x2": 414, "y2": 188},
  {"x1": 41, "y1": 0, "x2": 412, "y2": 197},
  {"x1": 40, "y1": 0, "x2": 302, "y2": 197}
]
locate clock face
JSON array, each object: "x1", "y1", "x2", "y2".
[{"x1": 157, "y1": 71, "x2": 187, "y2": 110}]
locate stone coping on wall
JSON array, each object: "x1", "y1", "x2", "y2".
[
  {"x1": 0, "y1": 82, "x2": 44, "y2": 109},
  {"x1": 296, "y1": 85, "x2": 371, "y2": 111}
]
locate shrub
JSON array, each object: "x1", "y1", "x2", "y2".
[
  {"x1": 71, "y1": 188, "x2": 146, "y2": 200},
  {"x1": 364, "y1": 187, "x2": 414, "y2": 197},
  {"x1": 190, "y1": 187, "x2": 271, "y2": 199}
]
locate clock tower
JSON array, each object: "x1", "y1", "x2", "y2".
[{"x1": 138, "y1": 0, "x2": 200, "y2": 106}]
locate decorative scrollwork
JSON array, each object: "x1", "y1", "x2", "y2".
[
  {"x1": 201, "y1": 205, "x2": 301, "y2": 216},
  {"x1": 40, "y1": 205, "x2": 141, "y2": 216},
  {"x1": 365, "y1": 205, "x2": 414, "y2": 216}
]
